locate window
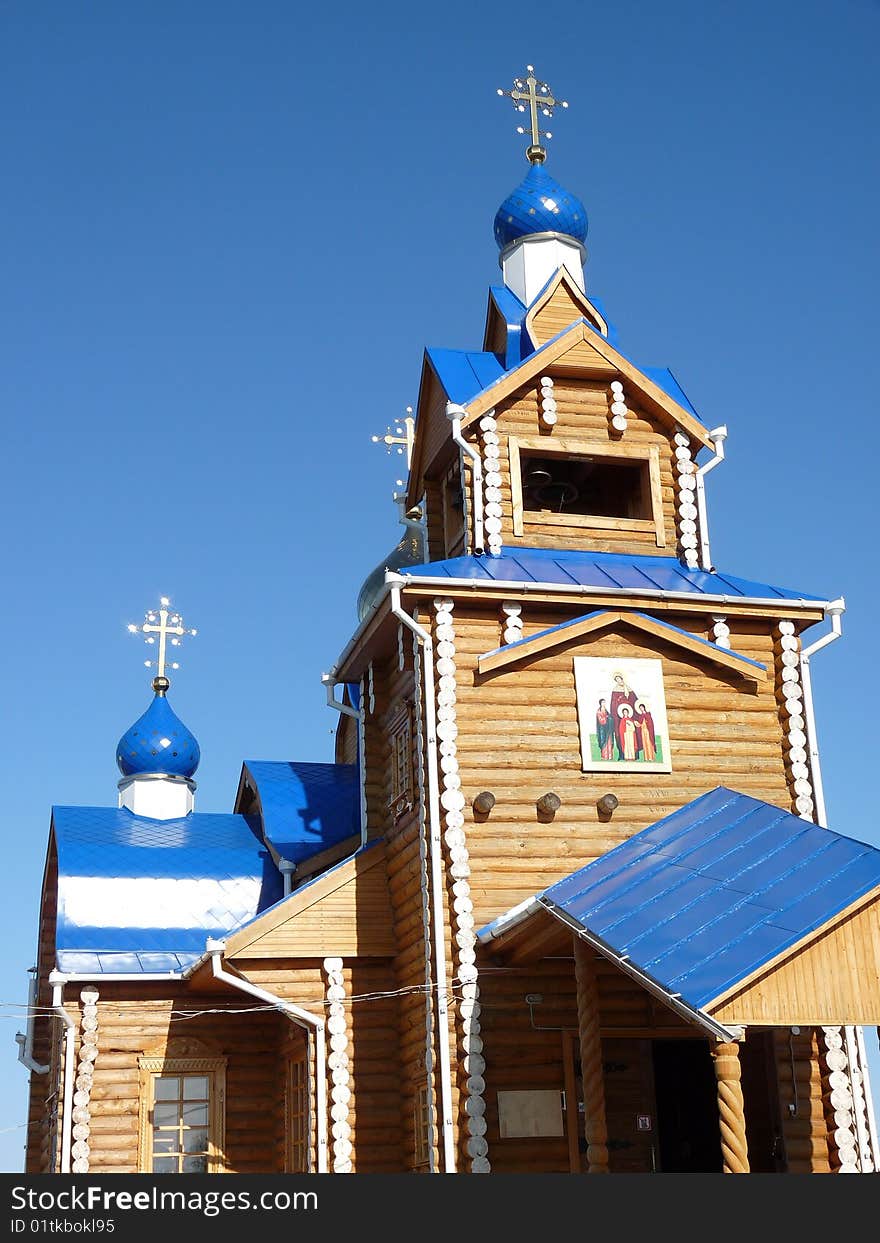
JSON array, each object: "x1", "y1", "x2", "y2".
[
  {"x1": 414, "y1": 1083, "x2": 431, "y2": 1167},
  {"x1": 285, "y1": 1056, "x2": 310, "y2": 1173},
  {"x1": 509, "y1": 436, "x2": 667, "y2": 547},
  {"x1": 138, "y1": 1058, "x2": 225, "y2": 1174},
  {"x1": 389, "y1": 705, "x2": 414, "y2": 818}
]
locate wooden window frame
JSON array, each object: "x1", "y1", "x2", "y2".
[
  {"x1": 414, "y1": 1083, "x2": 431, "y2": 1168},
  {"x1": 284, "y1": 1053, "x2": 312, "y2": 1173},
  {"x1": 137, "y1": 1057, "x2": 226, "y2": 1174},
  {"x1": 388, "y1": 702, "x2": 414, "y2": 821},
  {"x1": 508, "y1": 435, "x2": 667, "y2": 548}
]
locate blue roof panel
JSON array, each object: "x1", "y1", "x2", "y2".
[
  {"x1": 402, "y1": 548, "x2": 825, "y2": 604},
  {"x1": 243, "y1": 761, "x2": 359, "y2": 864},
  {"x1": 538, "y1": 789, "x2": 880, "y2": 1011},
  {"x1": 53, "y1": 806, "x2": 281, "y2": 975}
]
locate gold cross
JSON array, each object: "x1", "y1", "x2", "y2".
[
  {"x1": 497, "y1": 65, "x2": 568, "y2": 164},
  {"x1": 127, "y1": 596, "x2": 197, "y2": 681},
  {"x1": 372, "y1": 406, "x2": 415, "y2": 469}
]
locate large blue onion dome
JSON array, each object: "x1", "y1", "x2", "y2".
[
  {"x1": 116, "y1": 677, "x2": 200, "y2": 779},
  {"x1": 493, "y1": 163, "x2": 588, "y2": 251}
]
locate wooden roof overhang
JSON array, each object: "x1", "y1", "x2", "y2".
[{"x1": 480, "y1": 885, "x2": 880, "y2": 1033}]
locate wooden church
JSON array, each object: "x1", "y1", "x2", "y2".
[{"x1": 19, "y1": 67, "x2": 880, "y2": 1176}]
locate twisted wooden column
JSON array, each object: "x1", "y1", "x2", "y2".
[
  {"x1": 712, "y1": 1042, "x2": 749, "y2": 1173},
  {"x1": 573, "y1": 937, "x2": 609, "y2": 1173}
]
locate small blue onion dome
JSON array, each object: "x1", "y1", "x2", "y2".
[
  {"x1": 116, "y1": 678, "x2": 200, "y2": 779},
  {"x1": 493, "y1": 163, "x2": 588, "y2": 251}
]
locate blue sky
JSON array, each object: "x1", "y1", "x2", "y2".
[{"x1": 2, "y1": 0, "x2": 880, "y2": 1171}]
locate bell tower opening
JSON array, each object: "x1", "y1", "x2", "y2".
[{"x1": 521, "y1": 450, "x2": 650, "y2": 521}]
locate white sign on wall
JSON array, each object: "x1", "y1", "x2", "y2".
[
  {"x1": 497, "y1": 1089, "x2": 564, "y2": 1138},
  {"x1": 574, "y1": 655, "x2": 672, "y2": 774}
]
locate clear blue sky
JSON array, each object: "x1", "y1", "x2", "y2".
[{"x1": 2, "y1": 1, "x2": 879, "y2": 1171}]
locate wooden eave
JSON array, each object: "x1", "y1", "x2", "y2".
[
  {"x1": 333, "y1": 592, "x2": 398, "y2": 684},
  {"x1": 461, "y1": 320, "x2": 714, "y2": 449},
  {"x1": 523, "y1": 268, "x2": 608, "y2": 344},
  {"x1": 223, "y1": 842, "x2": 395, "y2": 960},
  {"x1": 397, "y1": 581, "x2": 826, "y2": 626},
  {"x1": 477, "y1": 609, "x2": 767, "y2": 685}
]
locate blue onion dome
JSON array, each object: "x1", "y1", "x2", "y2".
[
  {"x1": 357, "y1": 506, "x2": 425, "y2": 622},
  {"x1": 116, "y1": 677, "x2": 200, "y2": 779},
  {"x1": 493, "y1": 162, "x2": 588, "y2": 251}
]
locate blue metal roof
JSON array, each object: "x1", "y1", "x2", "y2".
[
  {"x1": 481, "y1": 609, "x2": 767, "y2": 672},
  {"x1": 401, "y1": 547, "x2": 825, "y2": 603},
  {"x1": 52, "y1": 806, "x2": 281, "y2": 974},
  {"x1": 537, "y1": 788, "x2": 880, "y2": 1012},
  {"x1": 243, "y1": 761, "x2": 359, "y2": 864}
]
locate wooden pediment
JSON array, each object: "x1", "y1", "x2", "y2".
[
  {"x1": 478, "y1": 610, "x2": 767, "y2": 686},
  {"x1": 524, "y1": 269, "x2": 608, "y2": 347},
  {"x1": 224, "y1": 843, "x2": 395, "y2": 960}
]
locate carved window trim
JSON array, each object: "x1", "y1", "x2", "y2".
[
  {"x1": 509, "y1": 435, "x2": 667, "y2": 548},
  {"x1": 137, "y1": 1057, "x2": 227, "y2": 1174},
  {"x1": 388, "y1": 702, "x2": 414, "y2": 820},
  {"x1": 414, "y1": 1083, "x2": 431, "y2": 1168},
  {"x1": 284, "y1": 1054, "x2": 311, "y2": 1174}
]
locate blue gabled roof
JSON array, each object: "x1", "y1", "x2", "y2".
[
  {"x1": 480, "y1": 609, "x2": 766, "y2": 673},
  {"x1": 535, "y1": 788, "x2": 880, "y2": 1012},
  {"x1": 426, "y1": 347, "x2": 507, "y2": 407},
  {"x1": 52, "y1": 806, "x2": 281, "y2": 974},
  {"x1": 400, "y1": 547, "x2": 825, "y2": 603},
  {"x1": 243, "y1": 761, "x2": 359, "y2": 864}
]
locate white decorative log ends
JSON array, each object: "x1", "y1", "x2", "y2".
[
  {"x1": 711, "y1": 616, "x2": 731, "y2": 650},
  {"x1": 539, "y1": 376, "x2": 557, "y2": 428},
  {"x1": 820, "y1": 1026, "x2": 860, "y2": 1172},
  {"x1": 776, "y1": 622, "x2": 815, "y2": 822},
  {"x1": 411, "y1": 634, "x2": 437, "y2": 1171},
  {"x1": 608, "y1": 380, "x2": 628, "y2": 436},
  {"x1": 323, "y1": 958, "x2": 352, "y2": 1173},
  {"x1": 71, "y1": 988, "x2": 99, "y2": 1174},
  {"x1": 845, "y1": 1026, "x2": 876, "y2": 1172},
  {"x1": 357, "y1": 676, "x2": 368, "y2": 840},
  {"x1": 480, "y1": 413, "x2": 503, "y2": 557},
  {"x1": 367, "y1": 662, "x2": 375, "y2": 715},
  {"x1": 501, "y1": 601, "x2": 523, "y2": 647},
  {"x1": 432, "y1": 599, "x2": 490, "y2": 1174},
  {"x1": 674, "y1": 429, "x2": 699, "y2": 569},
  {"x1": 397, "y1": 622, "x2": 406, "y2": 673}
]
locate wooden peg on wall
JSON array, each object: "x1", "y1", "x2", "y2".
[{"x1": 536, "y1": 792, "x2": 561, "y2": 819}]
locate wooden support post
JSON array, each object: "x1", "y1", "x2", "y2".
[
  {"x1": 573, "y1": 936, "x2": 609, "y2": 1173},
  {"x1": 712, "y1": 1041, "x2": 749, "y2": 1173}
]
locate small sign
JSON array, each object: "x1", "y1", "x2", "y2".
[{"x1": 637, "y1": 1114, "x2": 652, "y2": 1132}]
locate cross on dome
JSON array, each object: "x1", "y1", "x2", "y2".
[
  {"x1": 127, "y1": 595, "x2": 197, "y2": 684},
  {"x1": 497, "y1": 65, "x2": 569, "y2": 164}
]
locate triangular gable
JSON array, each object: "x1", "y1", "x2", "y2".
[
  {"x1": 477, "y1": 609, "x2": 767, "y2": 685},
  {"x1": 223, "y1": 842, "x2": 395, "y2": 960},
  {"x1": 479, "y1": 788, "x2": 880, "y2": 1030},
  {"x1": 524, "y1": 268, "x2": 608, "y2": 348},
  {"x1": 461, "y1": 319, "x2": 713, "y2": 449}
]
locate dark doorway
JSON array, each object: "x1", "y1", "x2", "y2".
[
  {"x1": 652, "y1": 1040, "x2": 722, "y2": 1172},
  {"x1": 740, "y1": 1030, "x2": 784, "y2": 1172}
]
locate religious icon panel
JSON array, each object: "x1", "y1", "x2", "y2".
[{"x1": 574, "y1": 656, "x2": 672, "y2": 773}]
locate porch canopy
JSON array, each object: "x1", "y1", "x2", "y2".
[{"x1": 479, "y1": 787, "x2": 880, "y2": 1034}]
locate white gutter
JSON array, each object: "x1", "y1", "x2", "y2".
[
  {"x1": 388, "y1": 576, "x2": 457, "y2": 1173},
  {"x1": 207, "y1": 941, "x2": 328, "y2": 1173},
  {"x1": 855, "y1": 1023, "x2": 880, "y2": 1166},
  {"x1": 15, "y1": 969, "x2": 49, "y2": 1075},
  {"x1": 694, "y1": 425, "x2": 727, "y2": 571},
  {"x1": 447, "y1": 402, "x2": 484, "y2": 556},
  {"x1": 47, "y1": 971, "x2": 76, "y2": 1174},
  {"x1": 322, "y1": 671, "x2": 368, "y2": 848},
  {"x1": 479, "y1": 896, "x2": 541, "y2": 942},
  {"x1": 799, "y1": 598, "x2": 844, "y2": 829}
]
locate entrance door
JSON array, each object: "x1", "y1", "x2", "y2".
[{"x1": 651, "y1": 1040, "x2": 722, "y2": 1172}]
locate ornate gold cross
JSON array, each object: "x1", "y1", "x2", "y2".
[
  {"x1": 127, "y1": 596, "x2": 197, "y2": 681},
  {"x1": 372, "y1": 406, "x2": 415, "y2": 469},
  {"x1": 497, "y1": 65, "x2": 568, "y2": 164}
]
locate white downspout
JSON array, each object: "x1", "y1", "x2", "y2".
[
  {"x1": 799, "y1": 598, "x2": 844, "y2": 829},
  {"x1": 447, "y1": 403, "x2": 484, "y2": 556},
  {"x1": 322, "y1": 670, "x2": 368, "y2": 848},
  {"x1": 695, "y1": 425, "x2": 727, "y2": 570},
  {"x1": 207, "y1": 941, "x2": 328, "y2": 1173},
  {"x1": 48, "y1": 971, "x2": 75, "y2": 1174},
  {"x1": 388, "y1": 577, "x2": 457, "y2": 1173},
  {"x1": 15, "y1": 969, "x2": 49, "y2": 1074}
]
